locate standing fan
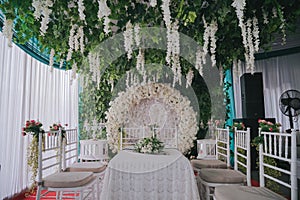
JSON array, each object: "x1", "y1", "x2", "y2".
[{"x1": 279, "y1": 89, "x2": 300, "y2": 129}]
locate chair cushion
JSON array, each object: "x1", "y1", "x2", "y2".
[
  {"x1": 199, "y1": 168, "x2": 246, "y2": 184},
  {"x1": 67, "y1": 162, "x2": 106, "y2": 173},
  {"x1": 43, "y1": 172, "x2": 94, "y2": 188},
  {"x1": 214, "y1": 185, "x2": 286, "y2": 200},
  {"x1": 191, "y1": 159, "x2": 227, "y2": 169}
]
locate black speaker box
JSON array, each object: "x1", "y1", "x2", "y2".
[
  {"x1": 233, "y1": 118, "x2": 276, "y2": 170},
  {"x1": 240, "y1": 73, "x2": 265, "y2": 119}
]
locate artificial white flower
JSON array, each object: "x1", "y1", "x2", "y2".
[
  {"x1": 49, "y1": 48, "x2": 55, "y2": 68},
  {"x1": 195, "y1": 47, "x2": 204, "y2": 76},
  {"x1": 252, "y1": 16, "x2": 260, "y2": 52},
  {"x1": 39, "y1": 0, "x2": 53, "y2": 36},
  {"x1": 103, "y1": 16, "x2": 111, "y2": 34},
  {"x1": 2, "y1": 18, "x2": 14, "y2": 47},
  {"x1": 124, "y1": 21, "x2": 134, "y2": 59},
  {"x1": 78, "y1": 0, "x2": 86, "y2": 21},
  {"x1": 97, "y1": 0, "x2": 111, "y2": 19},
  {"x1": 150, "y1": 0, "x2": 157, "y2": 7},
  {"x1": 78, "y1": 26, "x2": 85, "y2": 54},
  {"x1": 262, "y1": 9, "x2": 269, "y2": 24},
  {"x1": 59, "y1": 59, "x2": 64, "y2": 68},
  {"x1": 161, "y1": 0, "x2": 171, "y2": 28},
  {"x1": 32, "y1": 0, "x2": 42, "y2": 20},
  {"x1": 202, "y1": 16, "x2": 209, "y2": 57},
  {"x1": 278, "y1": 7, "x2": 286, "y2": 45},
  {"x1": 219, "y1": 65, "x2": 223, "y2": 86},
  {"x1": 209, "y1": 20, "x2": 218, "y2": 67},
  {"x1": 136, "y1": 48, "x2": 145, "y2": 71},
  {"x1": 186, "y1": 69, "x2": 194, "y2": 88},
  {"x1": 246, "y1": 18, "x2": 255, "y2": 74},
  {"x1": 134, "y1": 24, "x2": 141, "y2": 47}
]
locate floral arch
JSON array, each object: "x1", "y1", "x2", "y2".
[{"x1": 105, "y1": 82, "x2": 198, "y2": 154}]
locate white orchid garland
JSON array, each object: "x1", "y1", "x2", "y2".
[{"x1": 105, "y1": 83, "x2": 198, "y2": 154}]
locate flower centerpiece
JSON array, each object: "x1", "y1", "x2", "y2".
[
  {"x1": 21, "y1": 120, "x2": 44, "y2": 194},
  {"x1": 134, "y1": 135, "x2": 164, "y2": 154}
]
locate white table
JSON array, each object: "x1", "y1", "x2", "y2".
[{"x1": 100, "y1": 149, "x2": 200, "y2": 200}]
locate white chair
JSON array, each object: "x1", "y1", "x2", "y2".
[
  {"x1": 36, "y1": 130, "x2": 98, "y2": 200},
  {"x1": 153, "y1": 127, "x2": 178, "y2": 148},
  {"x1": 62, "y1": 129, "x2": 107, "y2": 195},
  {"x1": 191, "y1": 127, "x2": 231, "y2": 172},
  {"x1": 214, "y1": 129, "x2": 298, "y2": 200},
  {"x1": 198, "y1": 127, "x2": 251, "y2": 200},
  {"x1": 120, "y1": 127, "x2": 146, "y2": 150},
  {"x1": 79, "y1": 139, "x2": 109, "y2": 162},
  {"x1": 196, "y1": 139, "x2": 216, "y2": 159},
  {"x1": 120, "y1": 126, "x2": 178, "y2": 150}
]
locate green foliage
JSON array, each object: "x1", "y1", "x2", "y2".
[{"x1": 0, "y1": 0, "x2": 299, "y2": 69}]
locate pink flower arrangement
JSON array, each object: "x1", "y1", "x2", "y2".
[
  {"x1": 258, "y1": 119, "x2": 281, "y2": 132},
  {"x1": 22, "y1": 120, "x2": 44, "y2": 136},
  {"x1": 49, "y1": 123, "x2": 68, "y2": 137},
  {"x1": 233, "y1": 122, "x2": 245, "y2": 130}
]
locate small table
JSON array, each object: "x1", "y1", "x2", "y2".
[{"x1": 100, "y1": 149, "x2": 200, "y2": 200}]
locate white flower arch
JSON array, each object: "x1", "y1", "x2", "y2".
[{"x1": 105, "y1": 83, "x2": 198, "y2": 154}]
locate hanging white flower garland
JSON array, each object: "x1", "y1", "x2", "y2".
[
  {"x1": 2, "y1": 18, "x2": 14, "y2": 47},
  {"x1": 105, "y1": 83, "x2": 198, "y2": 154},
  {"x1": 124, "y1": 21, "x2": 134, "y2": 60},
  {"x1": 232, "y1": 0, "x2": 261, "y2": 74},
  {"x1": 32, "y1": 0, "x2": 53, "y2": 36}
]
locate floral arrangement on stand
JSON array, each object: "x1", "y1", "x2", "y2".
[
  {"x1": 21, "y1": 120, "x2": 44, "y2": 193},
  {"x1": 252, "y1": 119, "x2": 282, "y2": 192},
  {"x1": 105, "y1": 82, "x2": 198, "y2": 154},
  {"x1": 134, "y1": 135, "x2": 164, "y2": 154}
]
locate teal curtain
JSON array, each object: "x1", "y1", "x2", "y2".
[{"x1": 224, "y1": 69, "x2": 236, "y2": 166}]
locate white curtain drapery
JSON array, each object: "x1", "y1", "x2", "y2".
[
  {"x1": 0, "y1": 33, "x2": 78, "y2": 199},
  {"x1": 233, "y1": 52, "x2": 300, "y2": 131}
]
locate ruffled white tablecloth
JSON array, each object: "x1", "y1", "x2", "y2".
[{"x1": 100, "y1": 149, "x2": 200, "y2": 200}]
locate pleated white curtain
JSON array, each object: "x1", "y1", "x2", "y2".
[
  {"x1": 233, "y1": 52, "x2": 300, "y2": 131},
  {"x1": 0, "y1": 33, "x2": 78, "y2": 199}
]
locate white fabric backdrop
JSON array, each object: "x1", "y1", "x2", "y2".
[
  {"x1": 0, "y1": 33, "x2": 78, "y2": 199},
  {"x1": 233, "y1": 52, "x2": 300, "y2": 131}
]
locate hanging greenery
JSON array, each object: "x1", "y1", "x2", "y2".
[
  {"x1": 1, "y1": 1, "x2": 299, "y2": 141},
  {"x1": 0, "y1": 0, "x2": 299, "y2": 69}
]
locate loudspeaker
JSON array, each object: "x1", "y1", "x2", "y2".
[
  {"x1": 240, "y1": 73, "x2": 265, "y2": 119},
  {"x1": 233, "y1": 118, "x2": 276, "y2": 170}
]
